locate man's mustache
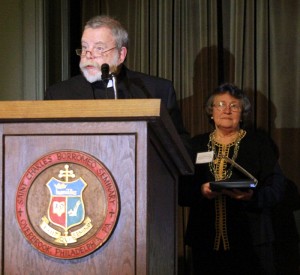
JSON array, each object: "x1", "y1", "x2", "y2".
[{"x1": 80, "y1": 61, "x2": 101, "y2": 70}]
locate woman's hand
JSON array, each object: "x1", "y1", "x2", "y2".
[
  {"x1": 222, "y1": 188, "x2": 254, "y2": 201},
  {"x1": 201, "y1": 182, "x2": 220, "y2": 199}
]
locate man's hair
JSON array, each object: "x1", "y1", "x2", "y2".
[{"x1": 84, "y1": 15, "x2": 129, "y2": 49}]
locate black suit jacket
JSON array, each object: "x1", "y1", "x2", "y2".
[{"x1": 45, "y1": 65, "x2": 190, "y2": 143}]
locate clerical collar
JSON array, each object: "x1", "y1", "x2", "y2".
[
  {"x1": 106, "y1": 79, "x2": 113, "y2": 88},
  {"x1": 91, "y1": 79, "x2": 113, "y2": 89}
]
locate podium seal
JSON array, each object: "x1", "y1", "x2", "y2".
[{"x1": 16, "y1": 150, "x2": 120, "y2": 259}]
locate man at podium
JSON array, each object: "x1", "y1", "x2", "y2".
[{"x1": 45, "y1": 15, "x2": 190, "y2": 144}]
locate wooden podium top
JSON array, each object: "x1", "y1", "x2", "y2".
[
  {"x1": 0, "y1": 99, "x2": 162, "y2": 120},
  {"x1": 0, "y1": 99, "x2": 193, "y2": 174}
]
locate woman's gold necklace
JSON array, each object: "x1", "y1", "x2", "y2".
[{"x1": 208, "y1": 129, "x2": 246, "y2": 180}]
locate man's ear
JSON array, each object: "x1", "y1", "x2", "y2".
[{"x1": 118, "y1": 47, "x2": 128, "y2": 63}]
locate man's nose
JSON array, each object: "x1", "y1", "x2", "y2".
[{"x1": 85, "y1": 50, "x2": 94, "y2": 58}]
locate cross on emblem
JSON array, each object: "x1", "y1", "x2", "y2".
[{"x1": 58, "y1": 164, "x2": 75, "y2": 182}]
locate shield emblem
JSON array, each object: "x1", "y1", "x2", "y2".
[{"x1": 46, "y1": 177, "x2": 87, "y2": 231}]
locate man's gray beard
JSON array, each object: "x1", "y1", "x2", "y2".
[
  {"x1": 79, "y1": 55, "x2": 120, "y2": 83},
  {"x1": 80, "y1": 68, "x2": 101, "y2": 83}
]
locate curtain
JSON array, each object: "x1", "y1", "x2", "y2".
[
  {"x1": 80, "y1": 0, "x2": 300, "y2": 187},
  {"x1": 76, "y1": 0, "x2": 300, "y2": 273}
]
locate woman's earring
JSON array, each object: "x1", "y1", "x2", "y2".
[{"x1": 211, "y1": 116, "x2": 214, "y2": 119}]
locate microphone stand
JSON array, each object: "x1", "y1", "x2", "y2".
[{"x1": 111, "y1": 74, "x2": 118, "y2": 99}]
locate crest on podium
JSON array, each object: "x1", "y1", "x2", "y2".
[{"x1": 16, "y1": 150, "x2": 120, "y2": 259}]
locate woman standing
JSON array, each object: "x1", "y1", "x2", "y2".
[{"x1": 179, "y1": 83, "x2": 285, "y2": 274}]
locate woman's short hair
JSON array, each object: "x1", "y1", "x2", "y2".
[{"x1": 205, "y1": 83, "x2": 252, "y2": 124}]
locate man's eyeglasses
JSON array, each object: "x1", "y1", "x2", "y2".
[
  {"x1": 75, "y1": 46, "x2": 117, "y2": 57},
  {"x1": 213, "y1": 101, "x2": 241, "y2": 112}
]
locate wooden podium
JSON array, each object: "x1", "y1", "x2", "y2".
[{"x1": 0, "y1": 99, "x2": 193, "y2": 275}]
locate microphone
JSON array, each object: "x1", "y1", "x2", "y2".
[
  {"x1": 101, "y1": 63, "x2": 110, "y2": 85},
  {"x1": 101, "y1": 63, "x2": 118, "y2": 99}
]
